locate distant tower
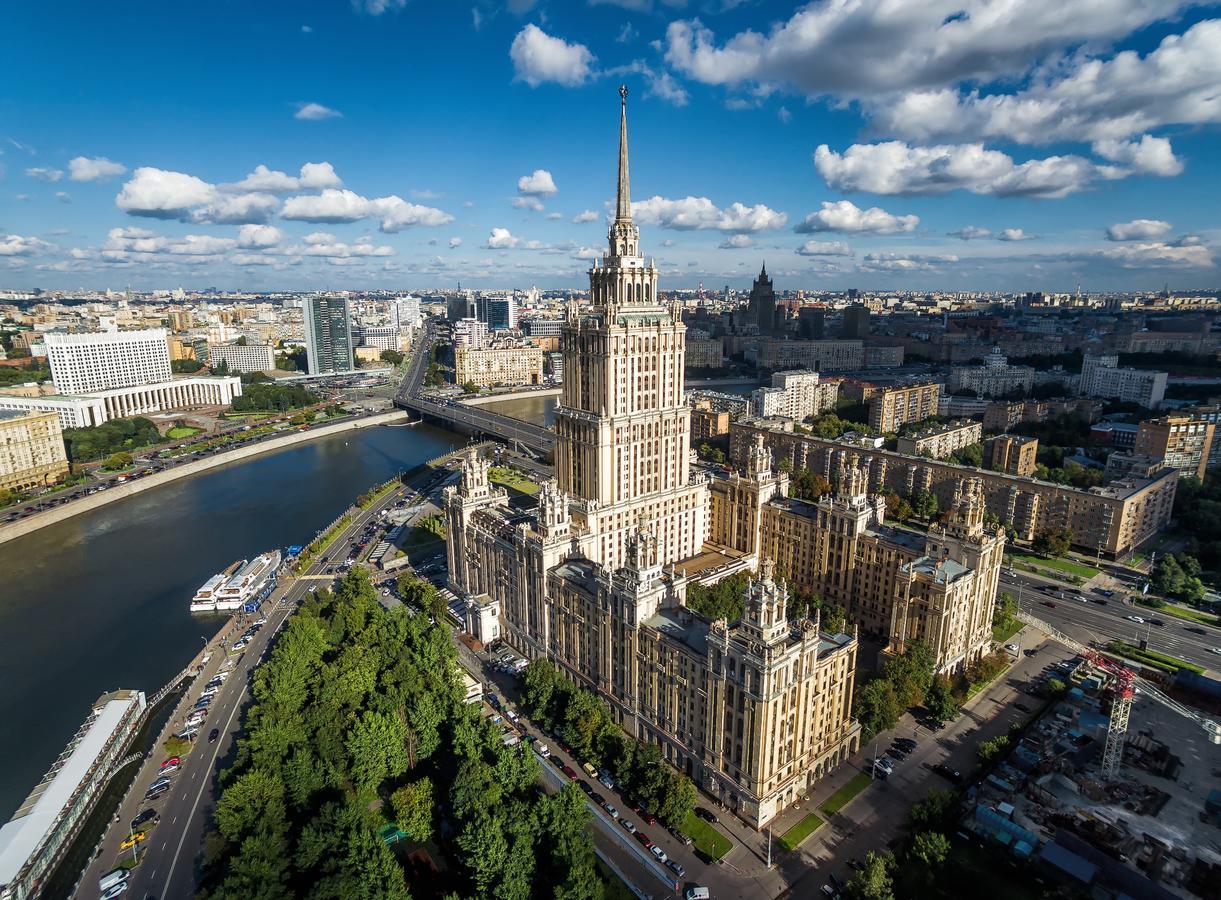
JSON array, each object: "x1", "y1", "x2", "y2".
[{"x1": 749, "y1": 262, "x2": 776, "y2": 335}]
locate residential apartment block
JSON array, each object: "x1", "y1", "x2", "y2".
[
  {"x1": 45, "y1": 328, "x2": 172, "y2": 395},
  {"x1": 1132, "y1": 415, "x2": 1215, "y2": 481},
  {"x1": 731, "y1": 418, "x2": 1177, "y2": 558},
  {"x1": 895, "y1": 419, "x2": 982, "y2": 459},
  {"x1": 752, "y1": 339, "x2": 865, "y2": 372},
  {"x1": 986, "y1": 434, "x2": 1039, "y2": 477},
  {"x1": 1079, "y1": 354, "x2": 1167, "y2": 409},
  {"x1": 869, "y1": 382, "x2": 942, "y2": 433},
  {"x1": 751, "y1": 370, "x2": 839, "y2": 421},
  {"x1": 207, "y1": 342, "x2": 275, "y2": 373},
  {"x1": 454, "y1": 342, "x2": 544, "y2": 388},
  {"x1": 0, "y1": 410, "x2": 69, "y2": 493}
]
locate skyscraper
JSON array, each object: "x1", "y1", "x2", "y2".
[
  {"x1": 840, "y1": 303, "x2": 871, "y2": 340},
  {"x1": 446, "y1": 89, "x2": 860, "y2": 829},
  {"x1": 45, "y1": 328, "x2": 172, "y2": 395},
  {"x1": 303, "y1": 295, "x2": 354, "y2": 374},
  {"x1": 747, "y1": 263, "x2": 777, "y2": 335}
]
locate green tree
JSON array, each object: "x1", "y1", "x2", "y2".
[
  {"x1": 462, "y1": 381, "x2": 480, "y2": 394},
  {"x1": 346, "y1": 710, "x2": 410, "y2": 793},
  {"x1": 912, "y1": 490, "x2": 939, "y2": 520},
  {"x1": 976, "y1": 733, "x2": 1011, "y2": 763},
  {"x1": 171, "y1": 357, "x2": 204, "y2": 373},
  {"x1": 844, "y1": 851, "x2": 895, "y2": 900},
  {"x1": 456, "y1": 813, "x2": 509, "y2": 895},
  {"x1": 103, "y1": 451, "x2": 133, "y2": 470},
  {"x1": 910, "y1": 831, "x2": 951, "y2": 869},
  {"x1": 390, "y1": 777, "x2": 433, "y2": 841},
  {"x1": 854, "y1": 678, "x2": 903, "y2": 740},
  {"x1": 1032, "y1": 526, "x2": 1073, "y2": 557},
  {"x1": 685, "y1": 571, "x2": 751, "y2": 623},
  {"x1": 380, "y1": 349, "x2": 405, "y2": 365},
  {"x1": 924, "y1": 675, "x2": 959, "y2": 724},
  {"x1": 907, "y1": 789, "x2": 956, "y2": 833},
  {"x1": 522, "y1": 659, "x2": 560, "y2": 725},
  {"x1": 883, "y1": 640, "x2": 936, "y2": 709}
]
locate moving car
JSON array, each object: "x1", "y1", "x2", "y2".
[
  {"x1": 1125, "y1": 615, "x2": 1145, "y2": 624},
  {"x1": 209, "y1": 727, "x2": 221, "y2": 743}
]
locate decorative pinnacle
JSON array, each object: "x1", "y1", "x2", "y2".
[{"x1": 616, "y1": 85, "x2": 631, "y2": 223}]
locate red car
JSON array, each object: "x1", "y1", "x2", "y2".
[
  {"x1": 160, "y1": 757, "x2": 180, "y2": 770},
  {"x1": 635, "y1": 832, "x2": 653, "y2": 848},
  {"x1": 1041, "y1": 601, "x2": 1056, "y2": 608}
]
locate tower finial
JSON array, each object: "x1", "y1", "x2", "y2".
[{"x1": 616, "y1": 85, "x2": 631, "y2": 223}]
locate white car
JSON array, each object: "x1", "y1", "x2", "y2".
[
  {"x1": 1125, "y1": 615, "x2": 1145, "y2": 624},
  {"x1": 603, "y1": 803, "x2": 619, "y2": 819},
  {"x1": 1004, "y1": 643, "x2": 1019, "y2": 653},
  {"x1": 651, "y1": 845, "x2": 669, "y2": 864}
]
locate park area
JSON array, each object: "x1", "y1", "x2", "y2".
[{"x1": 682, "y1": 811, "x2": 732, "y2": 861}]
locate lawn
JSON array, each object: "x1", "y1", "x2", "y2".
[
  {"x1": 777, "y1": 812, "x2": 824, "y2": 851},
  {"x1": 167, "y1": 425, "x2": 202, "y2": 439},
  {"x1": 489, "y1": 466, "x2": 540, "y2": 496},
  {"x1": 1106, "y1": 641, "x2": 1205, "y2": 675},
  {"x1": 991, "y1": 618, "x2": 1022, "y2": 643},
  {"x1": 683, "y1": 810, "x2": 732, "y2": 861},
  {"x1": 820, "y1": 772, "x2": 871, "y2": 816},
  {"x1": 1008, "y1": 552, "x2": 1099, "y2": 580},
  {"x1": 1156, "y1": 603, "x2": 1221, "y2": 628}
]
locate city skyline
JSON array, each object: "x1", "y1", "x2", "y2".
[{"x1": 2, "y1": 0, "x2": 1219, "y2": 291}]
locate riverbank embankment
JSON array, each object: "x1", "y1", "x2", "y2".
[{"x1": 0, "y1": 410, "x2": 408, "y2": 546}]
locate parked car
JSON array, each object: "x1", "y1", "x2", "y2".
[
  {"x1": 635, "y1": 832, "x2": 653, "y2": 848},
  {"x1": 893, "y1": 738, "x2": 917, "y2": 751},
  {"x1": 667, "y1": 859, "x2": 686, "y2": 878},
  {"x1": 131, "y1": 809, "x2": 159, "y2": 829},
  {"x1": 650, "y1": 845, "x2": 669, "y2": 864},
  {"x1": 120, "y1": 831, "x2": 147, "y2": 850},
  {"x1": 603, "y1": 803, "x2": 619, "y2": 819},
  {"x1": 160, "y1": 757, "x2": 180, "y2": 770},
  {"x1": 621, "y1": 819, "x2": 637, "y2": 834},
  {"x1": 931, "y1": 763, "x2": 962, "y2": 783},
  {"x1": 694, "y1": 807, "x2": 718, "y2": 824}
]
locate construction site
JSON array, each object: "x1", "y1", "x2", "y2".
[{"x1": 957, "y1": 619, "x2": 1221, "y2": 900}]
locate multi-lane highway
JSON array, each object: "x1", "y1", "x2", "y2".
[
  {"x1": 999, "y1": 570, "x2": 1220, "y2": 671},
  {"x1": 76, "y1": 479, "x2": 416, "y2": 900}
]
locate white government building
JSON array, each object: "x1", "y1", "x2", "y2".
[{"x1": 0, "y1": 327, "x2": 241, "y2": 427}]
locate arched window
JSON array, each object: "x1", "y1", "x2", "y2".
[{"x1": 644, "y1": 283, "x2": 651, "y2": 302}]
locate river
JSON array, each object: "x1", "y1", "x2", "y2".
[
  {"x1": 477, "y1": 381, "x2": 761, "y2": 428},
  {"x1": 0, "y1": 422, "x2": 460, "y2": 819}
]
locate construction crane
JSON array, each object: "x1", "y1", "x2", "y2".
[{"x1": 1016, "y1": 610, "x2": 1221, "y2": 779}]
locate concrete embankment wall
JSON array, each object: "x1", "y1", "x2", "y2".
[
  {"x1": 0, "y1": 410, "x2": 409, "y2": 547},
  {"x1": 460, "y1": 387, "x2": 562, "y2": 406}
]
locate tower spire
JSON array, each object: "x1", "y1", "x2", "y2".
[{"x1": 616, "y1": 84, "x2": 631, "y2": 222}]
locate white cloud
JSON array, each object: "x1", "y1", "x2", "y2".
[
  {"x1": 237, "y1": 224, "x2": 284, "y2": 248},
  {"x1": 513, "y1": 196, "x2": 545, "y2": 211},
  {"x1": 719, "y1": 234, "x2": 755, "y2": 249},
  {"x1": 796, "y1": 240, "x2": 853, "y2": 257},
  {"x1": 191, "y1": 192, "x2": 279, "y2": 225},
  {"x1": 861, "y1": 252, "x2": 958, "y2": 272},
  {"x1": 68, "y1": 156, "x2": 126, "y2": 182},
  {"x1": 280, "y1": 189, "x2": 452, "y2": 231},
  {"x1": 617, "y1": 22, "x2": 637, "y2": 43},
  {"x1": 26, "y1": 167, "x2": 63, "y2": 182},
  {"x1": 229, "y1": 162, "x2": 342, "y2": 193},
  {"x1": 814, "y1": 141, "x2": 1127, "y2": 198},
  {"x1": 518, "y1": 169, "x2": 558, "y2": 196},
  {"x1": 1092, "y1": 135, "x2": 1183, "y2": 177},
  {"x1": 301, "y1": 25, "x2": 312, "y2": 33},
  {"x1": 646, "y1": 70, "x2": 690, "y2": 107},
  {"x1": 486, "y1": 227, "x2": 521, "y2": 249},
  {"x1": 997, "y1": 228, "x2": 1033, "y2": 241},
  {"x1": 55, "y1": 191, "x2": 71, "y2": 203},
  {"x1": 449, "y1": 237, "x2": 463, "y2": 248},
  {"x1": 1107, "y1": 219, "x2": 1173, "y2": 241},
  {"x1": 949, "y1": 225, "x2": 991, "y2": 240},
  {"x1": 1097, "y1": 241, "x2": 1212, "y2": 268},
  {"x1": 353, "y1": 0, "x2": 408, "y2": 13},
  {"x1": 411, "y1": 188, "x2": 442, "y2": 200},
  {"x1": 169, "y1": 235, "x2": 238, "y2": 255},
  {"x1": 116, "y1": 167, "x2": 218, "y2": 218},
  {"x1": 663, "y1": 2, "x2": 1202, "y2": 99},
  {"x1": 295, "y1": 102, "x2": 342, "y2": 121},
  {"x1": 794, "y1": 200, "x2": 918, "y2": 235},
  {"x1": 574, "y1": 246, "x2": 600, "y2": 259},
  {"x1": 777, "y1": 106, "x2": 792, "y2": 124},
  {"x1": 631, "y1": 195, "x2": 786, "y2": 232},
  {"x1": 573, "y1": 209, "x2": 599, "y2": 224},
  {"x1": 546, "y1": 212, "x2": 564, "y2": 220},
  {"x1": 0, "y1": 234, "x2": 54, "y2": 256},
  {"x1": 871, "y1": 20, "x2": 1221, "y2": 146},
  {"x1": 510, "y1": 24, "x2": 595, "y2": 88}
]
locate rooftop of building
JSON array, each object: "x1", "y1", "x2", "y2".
[
  {"x1": 899, "y1": 418, "x2": 982, "y2": 439},
  {"x1": 0, "y1": 690, "x2": 143, "y2": 885},
  {"x1": 902, "y1": 554, "x2": 970, "y2": 583}
]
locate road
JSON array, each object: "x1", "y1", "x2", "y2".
[
  {"x1": 76, "y1": 479, "x2": 416, "y2": 900},
  {"x1": 998, "y1": 570, "x2": 1220, "y2": 670}
]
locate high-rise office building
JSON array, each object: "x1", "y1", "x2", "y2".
[
  {"x1": 45, "y1": 328, "x2": 172, "y2": 395},
  {"x1": 840, "y1": 304, "x2": 871, "y2": 340},
  {"x1": 747, "y1": 263, "x2": 777, "y2": 335},
  {"x1": 303, "y1": 295, "x2": 354, "y2": 374},
  {"x1": 797, "y1": 306, "x2": 825, "y2": 339},
  {"x1": 446, "y1": 90, "x2": 860, "y2": 829},
  {"x1": 485, "y1": 296, "x2": 517, "y2": 331}
]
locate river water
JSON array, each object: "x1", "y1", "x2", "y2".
[{"x1": 0, "y1": 422, "x2": 460, "y2": 818}]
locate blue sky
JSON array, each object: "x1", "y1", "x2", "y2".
[{"x1": 2, "y1": 0, "x2": 1218, "y2": 292}]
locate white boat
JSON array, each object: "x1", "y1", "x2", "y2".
[
  {"x1": 212, "y1": 551, "x2": 282, "y2": 611},
  {"x1": 189, "y1": 561, "x2": 244, "y2": 613}
]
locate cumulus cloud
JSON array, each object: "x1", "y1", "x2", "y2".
[
  {"x1": 512, "y1": 196, "x2": 545, "y2": 211},
  {"x1": 1097, "y1": 241, "x2": 1212, "y2": 268},
  {"x1": 229, "y1": 162, "x2": 342, "y2": 193},
  {"x1": 116, "y1": 167, "x2": 218, "y2": 218},
  {"x1": 486, "y1": 227, "x2": 521, "y2": 249},
  {"x1": 518, "y1": 169, "x2": 558, "y2": 196},
  {"x1": 796, "y1": 240, "x2": 853, "y2": 257},
  {"x1": 295, "y1": 102, "x2": 342, "y2": 121},
  {"x1": 663, "y1": 2, "x2": 1201, "y2": 99},
  {"x1": 68, "y1": 156, "x2": 126, "y2": 182},
  {"x1": 997, "y1": 228, "x2": 1033, "y2": 241},
  {"x1": 870, "y1": 20, "x2": 1221, "y2": 146},
  {"x1": 237, "y1": 224, "x2": 284, "y2": 248},
  {"x1": 55, "y1": 191, "x2": 71, "y2": 203},
  {"x1": 280, "y1": 189, "x2": 453, "y2": 231},
  {"x1": 861, "y1": 252, "x2": 959, "y2": 272},
  {"x1": 26, "y1": 167, "x2": 63, "y2": 182},
  {"x1": 0, "y1": 234, "x2": 54, "y2": 256},
  {"x1": 1107, "y1": 219, "x2": 1173, "y2": 241},
  {"x1": 794, "y1": 200, "x2": 918, "y2": 235},
  {"x1": 1092, "y1": 135, "x2": 1183, "y2": 176},
  {"x1": 813, "y1": 141, "x2": 1146, "y2": 198},
  {"x1": 191, "y1": 192, "x2": 280, "y2": 225},
  {"x1": 631, "y1": 196, "x2": 786, "y2": 232},
  {"x1": 949, "y1": 225, "x2": 992, "y2": 240},
  {"x1": 574, "y1": 246, "x2": 600, "y2": 259},
  {"x1": 353, "y1": 0, "x2": 408, "y2": 13},
  {"x1": 719, "y1": 234, "x2": 755, "y2": 249},
  {"x1": 572, "y1": 209, "x2": 599, "y2": 224},
  {"x1": 449, "y1": 237, "x2": 463, "y2": 248},
  {"x1": 510, "y1": 24, "x2": 594, "y2": 87}
]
